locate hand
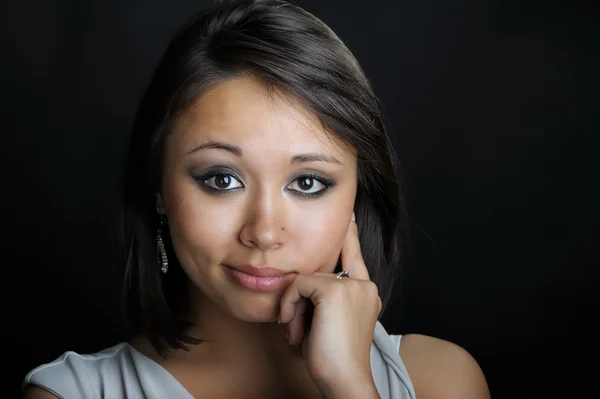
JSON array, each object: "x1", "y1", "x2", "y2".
[{"x1": 278, "y1": 213, "x2": 382, "y2": 397}]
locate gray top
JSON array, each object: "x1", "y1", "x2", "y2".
[{"x1": 23, "y1": 321, "x2": 416, "y2": 398}]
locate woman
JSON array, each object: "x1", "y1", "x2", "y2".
[{"x1": 23, "y1": 0, "x2": 490, "y2": 398}]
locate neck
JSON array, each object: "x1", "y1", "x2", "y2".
[{"x1": 173, "y1": 279, "x2": 302, "y2": 366}]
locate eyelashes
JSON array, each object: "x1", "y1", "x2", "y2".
[
  {"x1": 192, "y1": 167, "x2": 335, "y2": 199},
  {"x1": 287, "y1": 173, "x2": 334, "y2": 198},
  {"x1": 192, "y1": 167, "x2": 244, "y2": 194}
]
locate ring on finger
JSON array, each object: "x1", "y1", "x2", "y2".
[{"x1": 336, "y1": 270, "x2": 350, "y2": 279}]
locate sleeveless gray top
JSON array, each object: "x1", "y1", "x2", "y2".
[{"x1": 23, "y1": 321, "x2": 416, "y2": 398}]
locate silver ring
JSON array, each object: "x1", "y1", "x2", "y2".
[{"x1": 336, "y1": 270, "x2": 350, "y2": 279}]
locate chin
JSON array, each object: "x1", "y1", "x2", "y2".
[{"x1": 227, "y1": 297, "x2": 281, "y2": 323}]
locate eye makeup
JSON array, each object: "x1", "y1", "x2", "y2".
[
  {"x1": 190, "y1": 165, "x2": 337, "y2": 199},
  {"x1": 191, "y1": 166, "x2": 244, "y2": 195},
  {"x1": 286, "y1": 172, "x2": 335, "y2": 199}
]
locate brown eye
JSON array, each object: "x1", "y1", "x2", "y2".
[
  {"x1": 287, "y1": 175, "x2": 329, "y2": 196},
  {"x1": 203, "y1": 174, "x2": 243, "y2": 191},
  {"x1": 215, "y1": 175, "x2": 231, "y2": 189},
  {"x1": 297, "y1": 177, "x2": 314, "y2": 191}
]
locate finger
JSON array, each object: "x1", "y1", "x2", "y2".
[
  {"x1": 287, "y1": 297, "x2": 307, "y2": 345},
  {"x1": 302, "y1": 328, "x2": 310, "y2": 358},
  {"x1": 310, "y1": 271, "x2": 347, "y2": 278},
  {"x1": 279, "y1": 275, "x2": 329, "y2": 324},
  {"x1": 340, "y1": 217, "x2": 370, "y2": 280}
]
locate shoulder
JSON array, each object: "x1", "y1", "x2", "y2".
[
  {"x1": 22, "y1": 343, "x2": 131, "y2": 399},
  {"x1": 399, "y1": 334, "x2": 490, "y2": 399},
  {"x1": 22, "y1": 386, "x2": 60, "y2": 399}
]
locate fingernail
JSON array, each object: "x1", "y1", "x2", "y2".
[{"x1": 351, "y1": 211, "x2": 356, "y2": 222}]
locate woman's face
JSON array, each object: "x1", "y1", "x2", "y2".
[{"x1": 158, "y1": 76, "x2": 357, "y2": 322}]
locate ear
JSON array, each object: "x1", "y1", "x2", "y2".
[{"x1": 155, "y1": 192, "x2": 165, "y2": 214}]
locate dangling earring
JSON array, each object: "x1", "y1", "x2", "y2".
[{"x1": 156, "y1": 214, "x2": 169, "y2": 274}]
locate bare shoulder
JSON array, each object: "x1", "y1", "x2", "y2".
[
  {"x1": 22, "y1": 385, "x2": 60, "y2": 399},
  {"x1": 399, "y1": 334, "x2": 491, "y2": 399}
]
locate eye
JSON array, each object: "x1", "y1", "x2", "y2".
[
  {"x1": 203, "y1": 174, "x2": 244, "y2": 191},
  {"x1": 287, "y1": 175, "x2": 333, "y2": 197}
]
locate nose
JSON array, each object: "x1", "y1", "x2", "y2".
[{"x1": 239, "y1": 187, "x2": 285, "y2": 251}]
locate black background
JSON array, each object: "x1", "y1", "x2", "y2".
[{"x1": 3, "y1": 0, "x2": 598, "y2": 397}]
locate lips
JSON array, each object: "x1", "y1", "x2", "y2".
[
  {"x1": 226, "y1": 264, "x2": 291, "y2": 277},
  {"x1": 222, "y1": 264, "x2": 294, "y2": 292}
]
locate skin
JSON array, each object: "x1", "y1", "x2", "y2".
[
  {"x1": 24, "y1": 75, "x2": 491, "y2": 399},
  {"x1": 156, "y1": 75, "x2": 376, "y2": 397},
  {"x1": 160, "y1": 76, "x2": 358, "y2": 327}
]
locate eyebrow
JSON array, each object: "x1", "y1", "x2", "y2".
[
  {"x1": 291, "y1": 153, "x2": 342, "y2": 165},
  {"x1": 186, "y1": 140, "x2": 342, "y2": 165},
  {"x1": 185, "y1": 141, "x2": 242, "y2": 156}
]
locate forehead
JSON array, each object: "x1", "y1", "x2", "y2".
[{"x1": 170, "y1": 76, "x2": 353, "y2": 158}]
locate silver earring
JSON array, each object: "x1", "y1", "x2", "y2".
[{"x1": 156, "y1": 214, "x2": 169, "y2": 274}]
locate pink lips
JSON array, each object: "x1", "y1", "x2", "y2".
[{"x1": 223, "y1": 264, "x2": 294, "y2": 292}]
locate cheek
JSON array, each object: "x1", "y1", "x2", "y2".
[
  {"x1": 293, "y1": 204, "x2": 352, "y2": 273},
  {"x1": 164, "y1": 178, "x2": 239, "y2": 270}
]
